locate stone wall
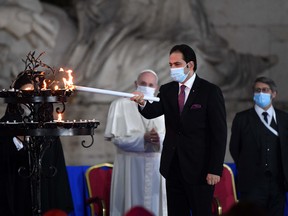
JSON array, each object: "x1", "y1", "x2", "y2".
[{"x1": 1, "y1": 0, "x2": 288, "y2": 165}]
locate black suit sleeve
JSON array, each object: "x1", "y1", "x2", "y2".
[
  {"x1": 139, "y1": 89, "x2": 164, "y2": 119},
  {"x1": 207, "y1": 85, "x2": 227, "y2": 175},
  {"x1": 229, "y1": 113, "x2": 241, "y2": 165}
]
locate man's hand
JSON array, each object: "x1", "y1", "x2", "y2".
[
  {"x1": 206, "y1": 173, "x2": 220, "y2": 185},
  {"x1": 144, "y1": 128, "x2": 160, "y2": 151},
  {"x1": 130, "y1": 91, "x2": 145, "y2": 105},
  {"x1": 144, "y1": 128, "x2": 160, "y2": 144}
]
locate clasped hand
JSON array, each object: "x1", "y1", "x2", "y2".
[{"x1": 144, "y1": 128, "x2": 160, "y2": 145}]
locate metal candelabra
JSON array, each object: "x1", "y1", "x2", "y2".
[{"x1": 0, "y1": 56, "x2": 99, "y2": 215}]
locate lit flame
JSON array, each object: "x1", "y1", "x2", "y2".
[
  {"x1": 57, "y1": 113, "x2": 62, "y2": 121},
  {"x1": 62, "y1": 69, "x2": 74, "y2": 90},
  {"x1": 23, "y1": 86, "x2": 33, "y2": 91},
  {"x1": 42, "y1": 80, "x2": 47, "y2": 90},
  {"x1": 55, "y1": 85, "x2": 59, "y2": 90}
]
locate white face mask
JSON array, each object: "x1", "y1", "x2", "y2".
[{"x1": 136, "y1": 85, "x2": 156, "y2": 97}]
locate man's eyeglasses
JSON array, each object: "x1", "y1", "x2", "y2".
[{"x1": 254, "y1": 87, "x2": 271, "y2": 93}]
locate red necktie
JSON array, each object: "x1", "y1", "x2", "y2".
[{"x1": 178, "y1": 85, "x2": 186, "y2": 113}]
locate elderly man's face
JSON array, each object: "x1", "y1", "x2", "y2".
[{"x1": 137, "y1": 72, "x2": 157, "y2": 88}]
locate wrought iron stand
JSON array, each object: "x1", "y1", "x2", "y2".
[{"x1": 0, "y1": 89, "x2": 99, "y2": 216}]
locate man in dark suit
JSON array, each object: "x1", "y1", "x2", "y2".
[
  {"x1": 229, "y1": 76, "x2": 288, "y2": 216},
  {"x1": 131, "y1": 44, "x2": 227, "y2": 216}
]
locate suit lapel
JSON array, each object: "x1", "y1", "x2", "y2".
[
  {"x1": 181, "y1": 75, "x2": 201, "y2": 115},
  {"x1": 168, "y1": 82, "x2": 181, "y2": 114},
  {"x1": 248, "y1": 109, "x2": 262, "y2": 149}
]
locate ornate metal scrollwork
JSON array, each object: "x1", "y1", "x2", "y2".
[
  {"x1": 55, "y1": 101, "x2": 66, "y2": 114},
  {"x1": 81, "y1": 135, "x2": 94, "y2": 148}
]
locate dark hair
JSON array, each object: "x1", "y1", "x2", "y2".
[
  {"x1": 2, "y1": 72, "x2": 33, "y2": 122},
  {"x1": 253, "y1": 76, "x2": 277, "y2": 92},
  {"x1": 169, "y1": 44, "x2": 197, "y2": 71},
  {"x1": 10, "y1": 71, "x2": 32, "y2": 89},
  {"x1": 4, "y1": 71, "x2": 54, "y2": 122}
]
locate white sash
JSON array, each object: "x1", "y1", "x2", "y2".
[{"x1": 260, "y1": 112, "x2": 278, "y2": 136}]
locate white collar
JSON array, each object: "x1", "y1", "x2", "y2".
[
  {"x1": 179, "y1": 73, "x2": 196, "y2": 89},
  {"x1": 254, "y1": 104, "x2": 278, "y2": 136},
  {"x1": 254, "y1": 104, "x2": 276, "y2": 123}
]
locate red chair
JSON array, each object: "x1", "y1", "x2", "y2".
[
  {"x1": 124, "y1": 206, "x2": 154, "y2": 216},
  {"x1": 212, "y1": 164, "x2": 238, "y2": 215},
  {"x1": 85, "y1": 163, "x2": 113, "y2": 216},
  {"x1": 43, "y1": 209, "x2": 67, "y2": 216}
]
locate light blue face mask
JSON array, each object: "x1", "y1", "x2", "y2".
[
  {"x1": 170, "y1": 65, "x2": 189, "y2": 83},
  {"x1": 253, "y1": 93, "x2": 272, "y2": 108}
]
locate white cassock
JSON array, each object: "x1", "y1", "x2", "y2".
[{"x1": 105, "y1": 98, "x2": 167, "y2": 216}]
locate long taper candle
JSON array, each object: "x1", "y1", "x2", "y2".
[{"x1": 75, "y1": 86, "x2": 160, "y2": 102}]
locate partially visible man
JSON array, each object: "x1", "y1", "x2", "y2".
[
  {"x1": 104, "y1": 70, "x2": 167, "y2": 216},
  {"x1": 0, "y1": 71, "x2": 74, "y2": 215},
  {"x1": 131, "y1": 44, "x2": 227, "y2": 216},
  {"x1": 229, "y1": 76, "x2": 288, "y2": 216}
]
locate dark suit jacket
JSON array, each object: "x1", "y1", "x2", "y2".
[
  {"x1": 229, "y1": 108, "x2": 288, "y2": 192},
  {"x1": 139, "y1": 75, "x2": 227, "y2": 184}
]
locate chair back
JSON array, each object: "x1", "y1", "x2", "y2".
[
  {"x1": 124, "y1": 206, "x2": 154, "y2": 216},
  {"x1": 213, "y1": 164, "x2": 238, "y2": 215},
  {"x1": 85, "y1": 163, "x2": 113, "y2": 216},
  {"x1": 43, "y1": 209, "x2": 67, "y2": 216}
]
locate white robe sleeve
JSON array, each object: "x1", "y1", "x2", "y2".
[
  {"x1": 104, "y1": 98, "x2": 146, "y2": 152},
  {"x1": 104, "y1": 98, "x2": 165, "y2": 153},
  {"x1": 112, "y1": 132, "x2": 145, "y2": 152}
]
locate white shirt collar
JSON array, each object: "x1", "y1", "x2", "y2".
[
  {"x1": 179, "y1": 72, "x2": 196, "y2": 89},
  {"x1": 254, "y1": 104, "x2": 276, "y2": 123}
]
